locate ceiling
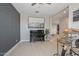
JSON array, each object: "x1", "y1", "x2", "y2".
[{"x1": 12, "y1": 3, "x2": 69, "y2": 17}]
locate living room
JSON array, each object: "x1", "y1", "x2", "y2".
[{"x1": 0, "y1": 3, "x2": 79, "y2": 56}]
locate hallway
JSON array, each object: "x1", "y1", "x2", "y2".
[{"x1": 5, "y1": 36, "x2": 57, "y2": 56}]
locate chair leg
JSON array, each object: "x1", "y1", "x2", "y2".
[{"x1": 61, "y1": 45, "x2": 67, "y2": 56}]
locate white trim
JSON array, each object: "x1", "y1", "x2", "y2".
[
  {"x1": 4, "y1": 40, "x2": 29, "y2": 56},
  {"x1": 4, "y1": 41, "x2": 21, "y2": 56},
  {"x1": 21, "y1": 40, "x2": 30, "y2": 42}
]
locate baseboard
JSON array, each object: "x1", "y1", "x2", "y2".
[
  {"x1": 21, "y1": 40, "x2": 30, "y2": 42},
  {"x1": 4, "y1": 41, "x2": 21, "y2": 56},
  {"x1": 4, "y1": 39, "x2": 30, "y2": 56}
]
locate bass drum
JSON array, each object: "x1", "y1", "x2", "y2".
[{"x1": 75, "y1": 39, "x2": 79, "y2": 48}]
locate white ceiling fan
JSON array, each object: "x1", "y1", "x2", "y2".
[{"x1": 31, "y1": 3, "x2": 52, "y2": 6}]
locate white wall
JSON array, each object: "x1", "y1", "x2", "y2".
[
  {"x1": 50, "y1": 17, "x2": 57, "y2": 34},
  {"x1": 44, "y1": 16, "x2": 50, "y2": 30},
  {"x1": 20, "y1": 14, "x2": 30, "y2": 41},
  {"x1": 52, "y1": 17, "x2": 68, "y2": 35},
  {"x1": 69, "y1": 4, "x2": 79, "y2": 29},
  {"x1": 20, "y1": 14, "x2": 52, "y2": 41},
  {"x1": 52, "y1": 7, "x2": 69, "y2": 35},
  {"x1": 59, "y1": 17, "x2": 68, "y2": 34}
]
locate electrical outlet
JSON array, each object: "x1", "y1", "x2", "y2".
[{"x1": 16, "y1": 40, "x2": 18, "y2": 42}]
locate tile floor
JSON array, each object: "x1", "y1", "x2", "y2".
[{"x1": 6, "y1": 35, "x2": 58, "y2": 56}]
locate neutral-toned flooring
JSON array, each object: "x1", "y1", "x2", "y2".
[{"x1": 6, "y1": 36, "x2": 58, "y2": 56}]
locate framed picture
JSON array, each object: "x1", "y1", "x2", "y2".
[
  {"x1": 28, "y1": 17, "x2": 45, "y2": 28},
  {"x1": 73, "y1": 9, "x2": 79, "y2": 22}
]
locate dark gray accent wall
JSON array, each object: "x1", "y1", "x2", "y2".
[{"x1": 0, "y1": 3, "x2": 20, "y2": 56}]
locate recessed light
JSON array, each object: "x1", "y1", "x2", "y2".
[
  {"x1": 64, "y1": 11, "x2": 66, "y2": 14},
  {"x1": 35, "y1": 11, "x2": 39, "y2": 13}
]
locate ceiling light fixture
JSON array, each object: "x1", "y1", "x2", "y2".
[{"x1": 31, "y1": 3, "x2": 52, "y2": 6}]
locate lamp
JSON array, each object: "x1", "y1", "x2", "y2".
[
  {"x1": 63, "y1": 28, "x2": 79, "y2": 34},
  {"x1": 64, "y1": 29, "x2": 69, "y2": 32},
  {"x1": 63, "y1": 28, "x2": 72, "y2": 34}
]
